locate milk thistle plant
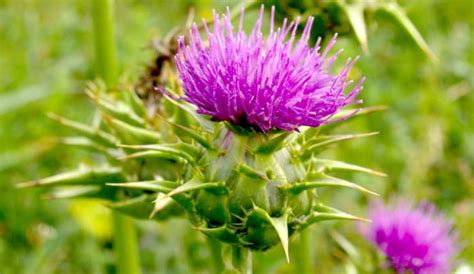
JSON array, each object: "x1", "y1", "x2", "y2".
[
  {"x1": 132, "y1": 6, "x2": 382, "y2": 271},
  {"x1": 361, "y1": 200, "x2": 459, "y2": 274},
  {"x1": 19, "y1": 4, "x2": 388, "y2": 274}
]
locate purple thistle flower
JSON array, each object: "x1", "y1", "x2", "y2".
[
  {"x1": 175, "y1": 6, "x2": 364, "y2": 132},
  {"x1": 362, "y1": 200, "x2": 459, "y2": 274}
]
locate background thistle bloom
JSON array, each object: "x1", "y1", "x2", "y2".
[
  {"x1": 176, "y1": 6, "x2": 364, "y2": 132},
  {"x1": 362, "y1": 200, "x2": 459, "y2": 274}
]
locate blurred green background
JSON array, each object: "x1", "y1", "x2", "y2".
[{"x1": 0, "y1": 0, "x2": 472, "y2": 273}]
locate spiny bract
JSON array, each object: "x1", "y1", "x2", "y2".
[{"x1": 17, "y1": 82, "x2": 186, "y2": 221}]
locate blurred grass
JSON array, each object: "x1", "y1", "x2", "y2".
[{"x1": 0, "y1": 0, "x2": 472, "y2": 273}]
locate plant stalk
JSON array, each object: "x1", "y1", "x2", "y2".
[
  {"x1": 207, "y1": 236, "x2": 225, "y2": 274},
  {"x1": 232, "y1": 246, "x2": 252, "y2": 274},
  {"x1": 294, "y1": 228, "x2": 314, "y2": 274},
  {"x1": 92, "y1": 0, "x2": 118, "y2": 84},
  {"x1": 91, "y1": 1, "x2": 140, "y2": 273},
  {"x1": 112, "y1": 212, "x2": 141, "y2": 274}
]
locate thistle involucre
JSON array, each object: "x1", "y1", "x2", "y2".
[
  {"x1": 363, "y1": 200, "x2": 458, "y2": 274},
  {"x1": 176, "y1": 6, "x2": 363, "y2": 132}
]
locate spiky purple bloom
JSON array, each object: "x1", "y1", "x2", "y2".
[
  {"x1": 362, "y1": 200, "x2": 458, "y2": 274},
  {"x1": 175, "y1": 6, "x2": 364, "y2": 132}
]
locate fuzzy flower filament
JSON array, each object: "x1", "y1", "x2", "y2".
[
  {"x1": 362, "y1": 200, "x2": 459, "y2": 274},
  {"x1": 175, "y1": 6, "x2": 364, "y2": 132}
]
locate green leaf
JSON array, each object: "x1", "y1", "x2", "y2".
[
  {"x1": 107, "y1": 194, "x2": 155, "y2": 219},
  {"x1": 270, "y1": 214, "x2": 290, "y2": 263},
  {"x1": 120, "y1": 150, "x2": 186, "y2": 164},
  {"x1": 164, "y1": 179, "x2": 223, "y2": 199},
  {"x1": 296, "y1": 127, "x2": 321, "y2": 144},
  {"x1": 107, "y1": 180, "x2": 179, "y2": 192},
  {"x1": 163, "y1": 94, "x2": 215, "y2": 133},
  {"x1": 103, "y1": 115, "x2": 160, "y2": 144},
  {"x1": 329, "y1": 105, "x2": 387, "y2": 121},
  {"x1": 150, "y1": 193, "x2": 174, "y2": 218},
  {"x1": 304, "y1": 211, "x2": 368, "y2": 228},
  {"x1": 48, "y1": 113, "x2": 117, "y2": 147},
  {"x1": 297, "y1": 106, "x2": 386, "y2": 143},
  {"x1": 61, "y1": 137, "x2": 109, "y2": 154},
  {"x1": 316, "y1": 203, "x2": 370, "y2": 221},
  {"x1": 274, "y1": 148, "x2": 306, "y2": 184},
  {"x1": 86, "y1": 88, "x2": 146, "y2": 127},
  {"x1": 253, "y1": 132, "x2": 290, "y2": 154},
  {"x1": 251, "y1": 206, "x2": 290, "y2": 262},
  {"x1": 150, "y1": 192, "x2": 194, "y2": 218},
  {"x1": 17, "y1": 166, "x2": 124, "y2": 188},
  {"x1": 379, "y1": 2, "x2": 438, "y2": 62},
  {"x1": 197, "y1": 225, "x2": 240, "y2": 244},
  {"x1": 299, "y1": 203, "x2": 370, "y2": 230},
  {"x1": 165, "y1": 120, "x2": 212, "y2": 149},
  {"x1": 342, "y1": 2, "x2": 368, "y2": 53},
  {"x1": 236, "y1": 163, "x2": 268, "y2": 181},
  {"x1": 119, "y1": 143, "x2": 198, "y2": 165},
  {"x1": 152, "y1": 179, "x2": 225, "y2": 218},
  {"x1": 302, "y1": 132, "x2": 379, "y2": 158},
  {"x1": 108, "y1": 195, "x2": 151, "y2": 218},
  {"x1": 284, "y1": 174, "x2": 378, "y2": 196},
  {"x1": 312, "y1": 159, "x2": 387, "y2": 177}
]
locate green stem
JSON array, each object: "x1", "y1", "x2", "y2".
[
  {"x1": 232, "y1": 246, "x2": 252, "y2": 274},
  {"x1": 207, "y1": 236, "x2": 225, "y2": 274},
  {"x1": 92, "y1": 0, "x2": 118, "y2": 84},
  {"x1": 112, "y1": 212, "x2": 141, "y2": 274},
  {"x1": 294, "y1": 228, "x2": 314, "y2": 274},
  {"x1": 91, "y1": 1, "x2": 140, "y2": 273}
]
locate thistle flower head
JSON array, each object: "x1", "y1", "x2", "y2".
[
  {"x1": 175, "y1": 6, "x2": 364, "y2": 132},
  {"x1": 362, "y1": 200, "x2": 459, "y2": 274}
]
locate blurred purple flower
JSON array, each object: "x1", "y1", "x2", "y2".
[
  {"x1": 362, "y1": 200, "x2": 458, "y2": 274},
  {"x1": 175, "y1": 6, "x2": 363, "y2": 132}
]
